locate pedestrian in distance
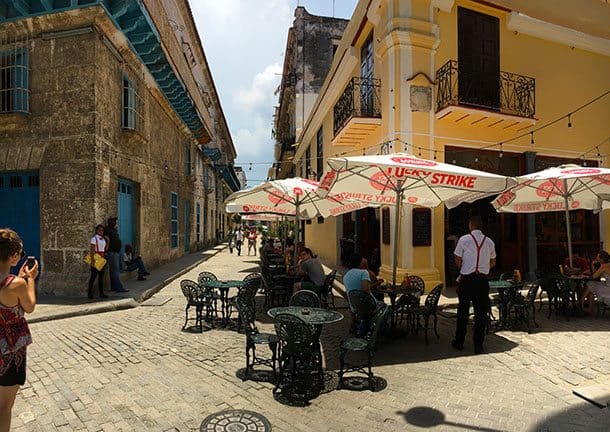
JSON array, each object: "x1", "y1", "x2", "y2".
[
  {"x1": 452, "y1": 215, "x2": 496, "y2": 354},
  {"x1": 234, "y1": 227, "x2": 244, "y2": 256},
  {"x1": 88, "y1": 224, "x2": 109, "y2": 299},
  {"x1": 105, "y1": 217, "x2": 127, "y2": 293},
  {"x1": 228, "y1": 231, "x2": 235, "y2": 254},
  {"x1": 247, "y1": 228, "x2": 257, "y2": 256},
  {"x1": 0, "y1": 228, "x2": 38, "y2": 432}
]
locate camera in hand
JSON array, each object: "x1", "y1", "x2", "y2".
[{"x1": 26, "y1": 256, "x2": 36, "y2": 270}]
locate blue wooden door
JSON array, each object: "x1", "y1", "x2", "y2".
[
  {"x1": 0, "y1": 171, "x2": 40, "y2": 261},
  {"x1": 184, "y1": 200, "x2": 190, "y2": 252},
  {"x1": 117, "y1": 179, "x2": 135, "y2": 252}
]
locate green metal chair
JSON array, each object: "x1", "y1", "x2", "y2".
[
  {"x1": 180, "y1": 279, "x2": 214, "y2": 331},
  {"x1": 273, "y1": 312, "x2": 322, "y2": 402},
  {"x1": 320, "y1": 270, "x2": 337, "y2": 309},
  {"x1": 339, "y1": 305, "x2": 388, "y2": 390},
  {"x1": 416, "y1": 283, "x2": 443, "y2": 344},
  {"x1": 289, "y1": 290, "x2": 321, "y2": 308},
  {"x1": 508, "y1": 280, "x2": 540, "y2": 330},
  {"x1": 235, "y1": 297, "x2": 278, "y2": 380}
]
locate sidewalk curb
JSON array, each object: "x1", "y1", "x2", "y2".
[{"x1": 29, "y1": 245, "x2": 227, "y2": 324}]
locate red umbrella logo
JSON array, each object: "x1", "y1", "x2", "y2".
[
  {"x1": 268, "y1": 193, "x2": 290, "y2": 205},
  {"x1": 369, "y1": 171, "x2": 397, "y2": 191},
  {"x1": 536, "y1": 179, "x2": 564, "y2": 198}
]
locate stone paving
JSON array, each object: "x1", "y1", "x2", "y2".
[{"x1": 13, "y1": 247, "x2": 610, "y2": 431}]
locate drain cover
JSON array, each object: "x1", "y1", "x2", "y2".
[{"x1": 200, "y1": 409, "x2": 271, "y2": 432}]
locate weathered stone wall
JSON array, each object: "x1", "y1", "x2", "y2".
[
  {"x1": 0, "y1": 23, "x2": 99, "y2": 295},
  {"x1": 93, "y1": 31, "x2": 197, "y2": 268}
]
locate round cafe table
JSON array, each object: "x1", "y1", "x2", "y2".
[
  {"x1": 201, "y1": 279, "x2": 245, "y2": 324},
  {"x1": 267, "y1": 306, "x2": 343, "y2": 325}
]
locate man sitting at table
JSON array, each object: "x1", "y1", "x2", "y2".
[
  {"x1": 293, "y1": 248, "x2": 326, "y2": 296},
  {"x1": 261, "y1": 238, "x2": 278, "y2": 258}
]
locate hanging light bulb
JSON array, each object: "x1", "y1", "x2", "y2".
[
  {"x1": 530, "y1": 132, "x2": 535, "y2": 146},
  {"x1": 249, "y1": 163, "x2": 252, "y2": 171},
  {"x1": 474, "y1": 156, "x2": 479, "y2": 163},
  {"x1": 452, "y1": 159, "x2": 457, "y2": 164},
  {"x1": 433, "y1": 151, "x2": 437, "y2": 160},
  {"x1": 567, "y1": 114, "x2": 572, "y2": 129},
  {"x1": 499, "y1": 143, "x2": 504, "y2": 158}
]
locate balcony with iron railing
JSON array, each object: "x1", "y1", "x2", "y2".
[
  {"x1": 332, "y1": 77, "x2": 382, "y2": 146},
  {"x1": 435, "y1": 60, "x2": 536, "y2": 129}
]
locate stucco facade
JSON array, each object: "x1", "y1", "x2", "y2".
[
  {"x1": 289, "y1": 0, "x2": 610, "y2": 290},
  {"x1": 0, "y1": 1, "x2": 238, "y2": 295}
]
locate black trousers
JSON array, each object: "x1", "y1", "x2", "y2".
[
  {"x1": 455, "y1": 273, "x2": 490, "y2": 349},
  {"x1": 88, "y1": 265, "x2": 106, "y2": 297}
]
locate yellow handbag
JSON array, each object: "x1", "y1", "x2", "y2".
[{"x1": 84, "y1": 252, "x2": 107, "y2": 271}]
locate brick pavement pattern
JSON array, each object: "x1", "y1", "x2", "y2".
[{"x1": 14, "y1": 248, "x2": 610, "y2": 431}]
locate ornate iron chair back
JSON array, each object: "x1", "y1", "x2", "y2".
[
  {"x1": 235, "y1": 297, "x2": 258, "y2": 334},
  {"x1": 409, "y1": 275, "x2": 425, "y2": 296},
  {"x1": 197, "y1": 271, "x2": 218, "y2": 287},
  {"x1": 348, "y1": 290, "x2": 377, "y2": 319},
  {"x1": 364, "y1": 305, "x2": 388, "y2": 347},
  {"x1": 289, "y1": 290, "x2": 321, "y2": 308},
  {"x1": 274, "y1": 313, "x2": 316, "y2": 357}
]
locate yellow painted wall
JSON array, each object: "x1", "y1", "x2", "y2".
[{"x1": 295, "y1": 0, "x2": 610, "y2": 287}]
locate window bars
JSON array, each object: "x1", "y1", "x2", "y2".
[
  {"x1": 0, "y1": 33, "x2": 29, "y2": 114},
  {"x1": 122, "y1": 74, "x2": 144, "y2": 130}
]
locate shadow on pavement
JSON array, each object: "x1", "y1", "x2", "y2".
[{"x1": 398, "y1": 406, "x2": 505, "y2": 431}]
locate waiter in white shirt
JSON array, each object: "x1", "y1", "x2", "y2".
[{"x1": 452, "y1": 215, "x2": 496, "y2": 354}]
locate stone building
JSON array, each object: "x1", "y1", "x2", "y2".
[
  {"x1": 0, "y1": 0, "x2": 239, "y2": 295},
  {"x1": 273, "y1": 6, "x2": 348, "y2": 180}
]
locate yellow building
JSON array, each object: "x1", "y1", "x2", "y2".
[{"x1": 290, "y1": 0, "x2": 610, "y2": 289}]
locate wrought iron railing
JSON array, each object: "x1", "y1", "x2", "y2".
[
  {"x1": 333, "y1": 77, "x2": 381, "y2": 136},
  {"x1": 435, "y1": 60, "x2": 535, "y2": 118}
]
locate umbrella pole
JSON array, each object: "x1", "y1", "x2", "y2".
[
  {"x1": 563, "y1": 180, "x2": 574, "y2": 268},
  {"x1": 392, "y1": 184, "x2": 404, "y2": 288},
  {"x1": 294, "y1": 200, "x2": 300, "y2": 266}
]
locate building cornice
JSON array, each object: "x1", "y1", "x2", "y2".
[{"x1": 507, "y1": 12, "x2": 610, "y2": 57}]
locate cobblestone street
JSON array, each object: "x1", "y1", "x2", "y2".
[{"x1": 14, "y1": 248, "x2": 610, "y2": 431}]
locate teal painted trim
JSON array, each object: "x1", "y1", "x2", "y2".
[{"x1": 0, "y1": 1, "x2": 102, "y2": 23}]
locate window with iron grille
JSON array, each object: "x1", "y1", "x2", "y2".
[
  {"x1": 122, "y1": 75, "x2": 143, "y2": 130},
  {"x1": 170, "y1": 192, "x2": 179, "y2": 248},
  {"x1": 316, "y1": 127, "x2": 323, "y2": 180},
  {"x1": 0, "y1": 44, "x2": 28, "y2": 114}
]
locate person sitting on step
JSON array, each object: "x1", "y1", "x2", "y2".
[{"x1": 123, "y1": 244, "x2": 150, "y2": 281}]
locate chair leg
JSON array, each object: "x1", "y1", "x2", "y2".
[
  {"x1": 244, "y1": 340, "x2": 251, "y2": 380},
  {"x1": 338, "y1": 348, "x2": 346, "y2": 385},
  {"x1": 270, "y1": 342, "x2": 277, "y2": 377},
  {"x1": 424, "y1": 315, "x2": 430, "y2": 344},
  {"x1": 433, "y1": 313, "x2": 440, "y2": 339},
  {"x1": 367, "y1": 351, "x2": 374, "y2": 389},
  {"x1": 183, "y1": 305, "x2": 190, "y2": 330}
]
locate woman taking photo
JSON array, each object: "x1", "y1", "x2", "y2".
[{"x1": 0, "y1": 228, "x2": 38, "y2": 431}]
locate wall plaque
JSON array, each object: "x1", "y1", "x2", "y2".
[
  {"x1": 412, "y1": 208, "x2": 431, "y2": 246},
  {"x1": 410, "y1": 85, "x2": 432, "y2": 112}
]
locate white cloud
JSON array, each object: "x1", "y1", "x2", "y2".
[
  {"x1": 191, "y1": 0, "x2": 358, "y2": 185},
  {"x1": 233, "y1": 63, "x2": 282, "y2": 113}
]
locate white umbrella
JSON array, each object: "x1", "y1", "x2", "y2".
[
  {"x1": 492, "y1": 164, "x2": 610, "y2": 267},
  {"x1": 318, "y1": 153, "x2": 516, "y2": 287},
  {"x1": 225, "y1": 177, "x2": 369, "y2": 263}
]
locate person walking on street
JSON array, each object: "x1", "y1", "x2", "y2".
[
  {"x1": 88, "y1": 225, "x2": 109, "y2": 299},
  {"x1": 234, "y1": 227, "x2": 244, "y2": 256},
  {"x1": 0, "y1": 228, "x2": 38, "y2": 432},
  {"x1": 105, "y1": 217, "x2": 127, "y2": 293},
  {"x1": 452, "y1": 215, "x2": 496, "y2": 354}
]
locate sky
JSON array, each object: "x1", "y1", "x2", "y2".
[{"x1": 191, "y1": 0, "x2": 359, "y2": 188}]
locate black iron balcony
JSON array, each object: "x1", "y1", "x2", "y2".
[
  {"x1": 333, "y1": 77, "x2": 381, "y2": 136},
  {"x1": 435, "y1": 60, "x2": 535, "y2": 119}
]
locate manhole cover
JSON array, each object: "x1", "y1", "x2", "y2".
[{"x1": 200, "y1": 409, "x2": 271, "y2": 432}]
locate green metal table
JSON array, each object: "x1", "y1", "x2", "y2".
[
  {"x1": 202, "y1": 280, "x2": 245, "y2": 324},
  {"x1": 267, "y1": 306, "x2": 343, "y2": 325}
]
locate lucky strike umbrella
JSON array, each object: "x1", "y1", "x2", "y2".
[
  {"x1": 224, "y1": 177, "x2": 369, "y2": 263},
  {"x1": 492, "y1": 164, "x2": 610, "y2": 267},
  {"x1": 318, "y1": 153, "x2": 516, "y2": 287}
]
